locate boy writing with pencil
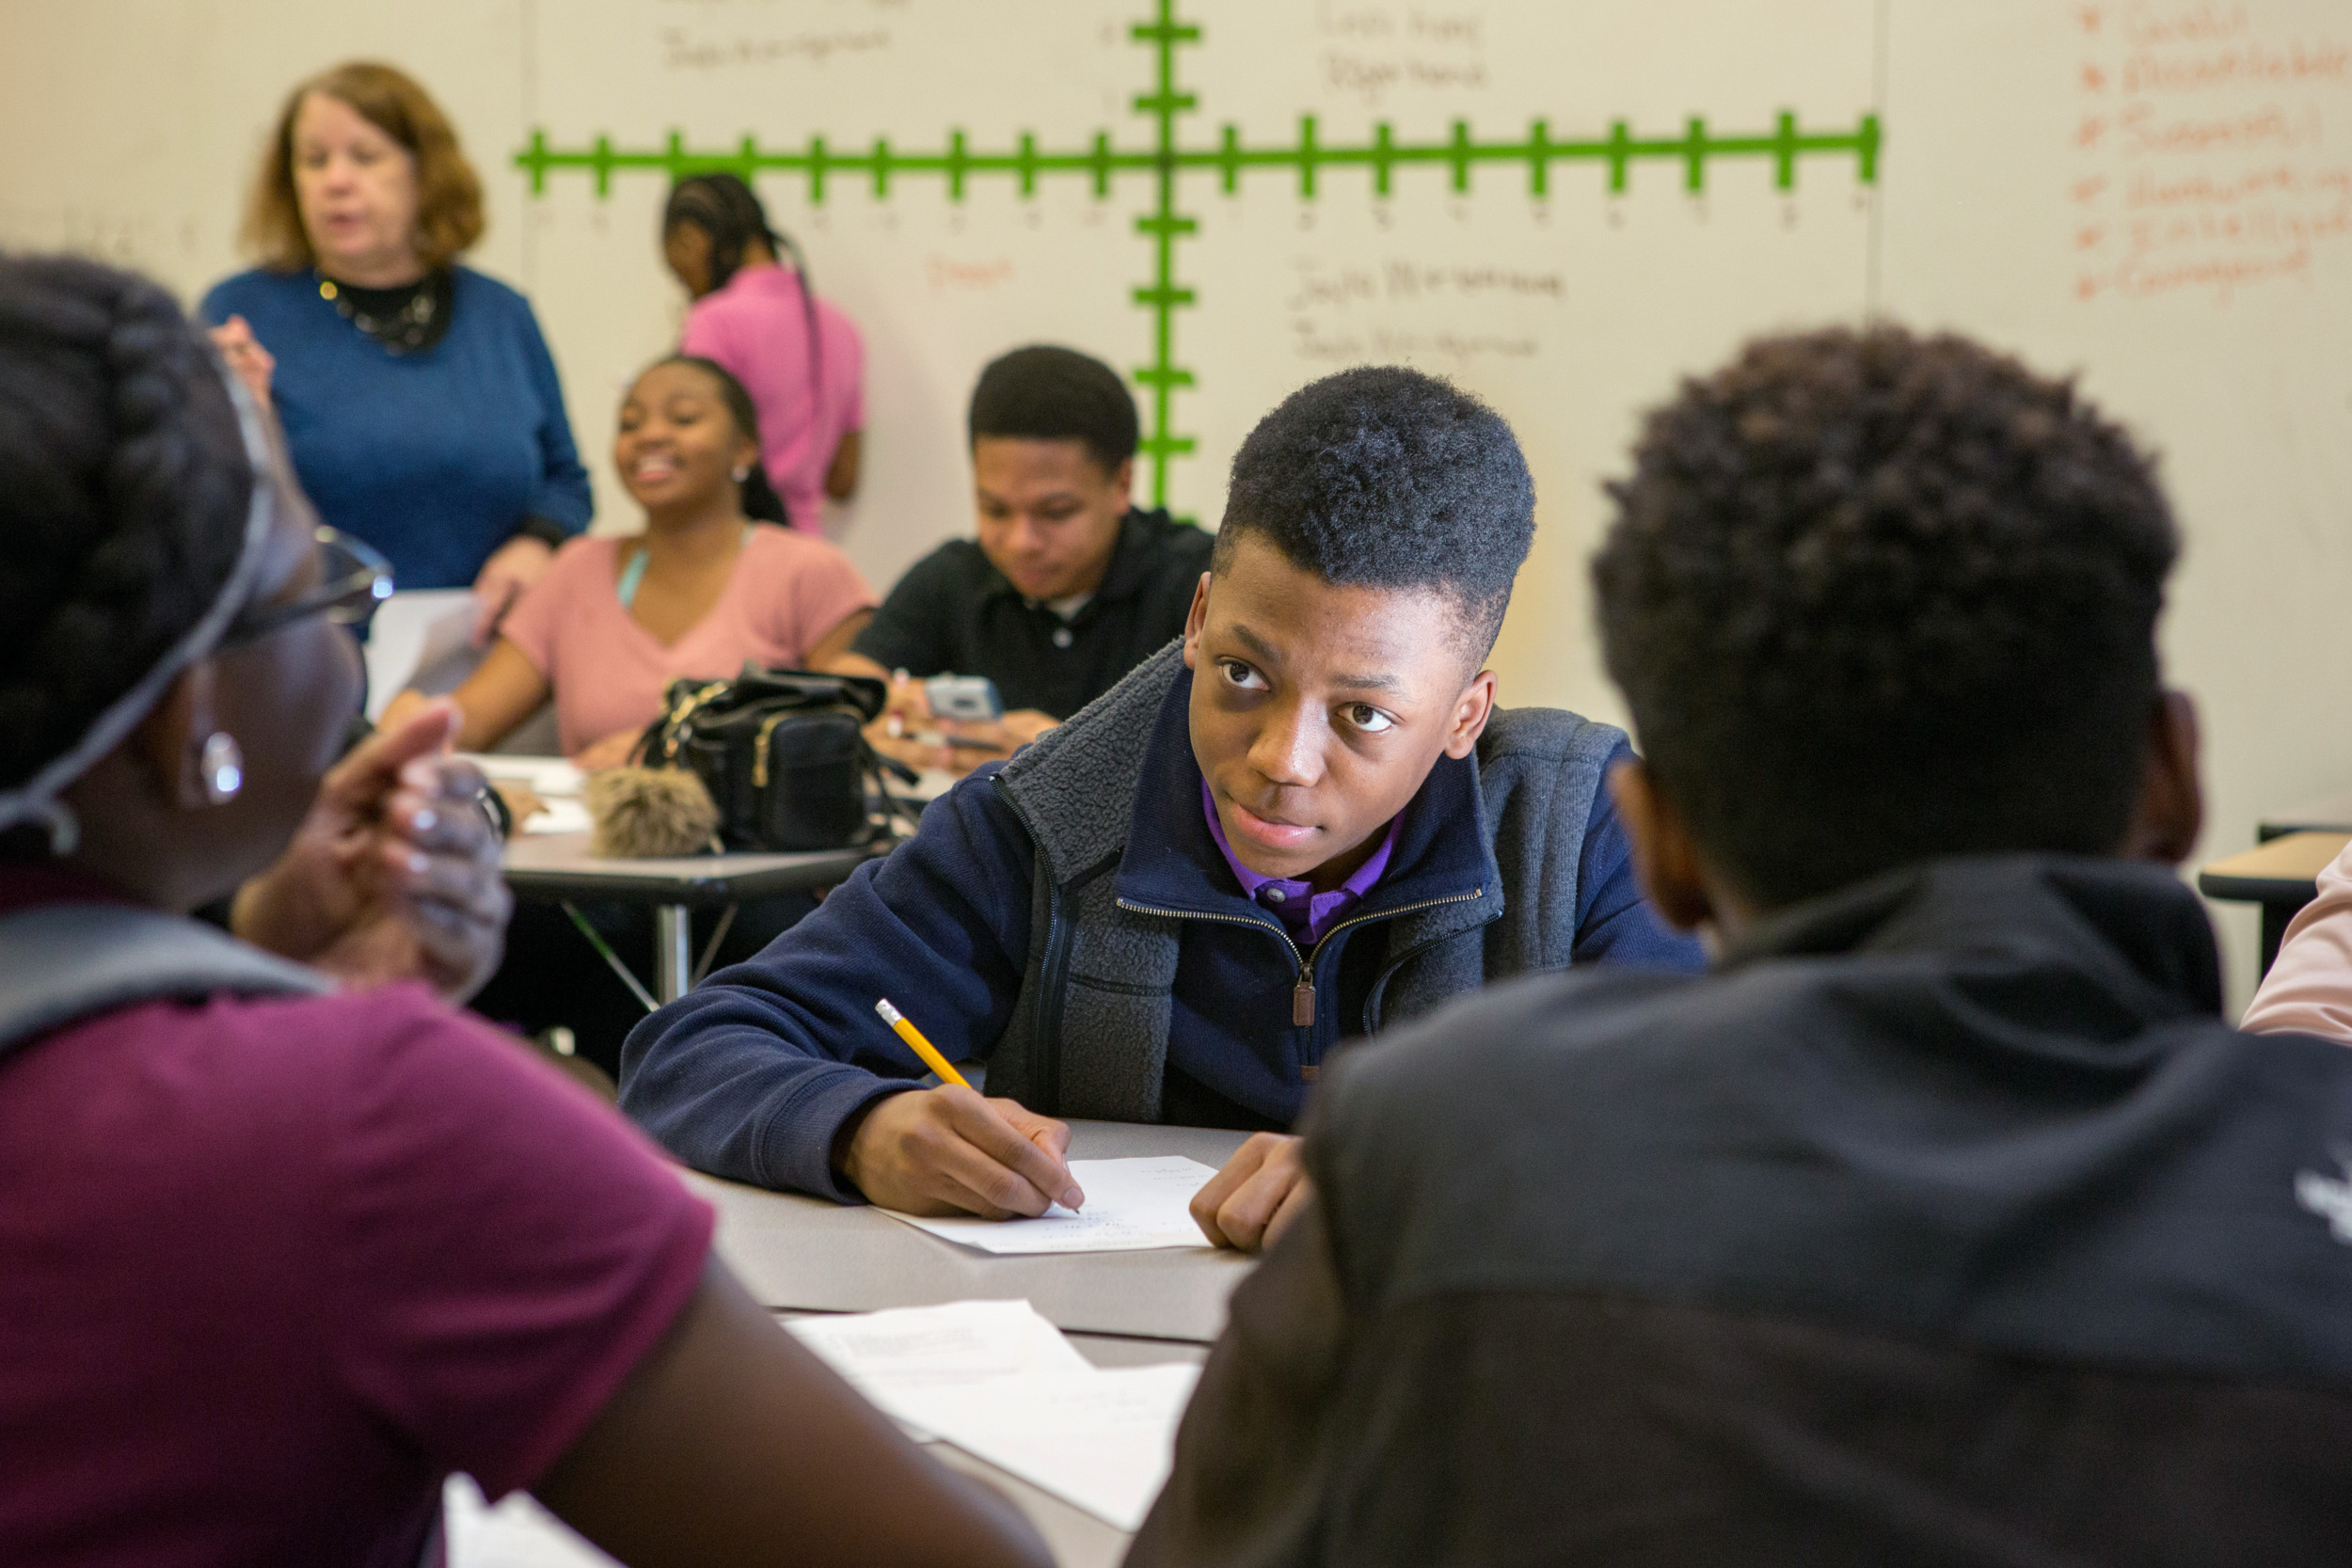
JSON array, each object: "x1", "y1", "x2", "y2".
[
  {"x1": 619, "y1": 367, "x2": 1700, "y2": 1245},
  {"x1": 1130, "y1": 325, "x2": 2352, "y2": 1563}
]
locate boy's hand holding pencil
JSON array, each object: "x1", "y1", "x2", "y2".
[{"x1": 835, "y1": 998, "x2": 1084, "y2": 1220}]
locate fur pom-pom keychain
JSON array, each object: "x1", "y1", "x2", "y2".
[{"x1": 584, "y1": 767, "x2": 723, "y2": 858}]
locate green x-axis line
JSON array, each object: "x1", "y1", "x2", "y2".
[
  {"x1": 514, "y1": 114, "x2": 1882, "y2": 201},
  {"x1": 517, "y1": 0, "x2": 1882, "y2": 513}
]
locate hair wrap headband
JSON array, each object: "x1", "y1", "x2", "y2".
[{"x1": 0, "y1": 362, "x2": 277, "y2": 855}]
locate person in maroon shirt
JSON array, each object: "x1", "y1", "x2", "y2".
[{"x1": 0, "y1": 253, "x2": 1048, "y2": 1568}]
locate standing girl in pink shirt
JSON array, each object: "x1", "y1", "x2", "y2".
[
  {"x1": 663, "y1": 173, "x2": 864, "y2": 534},
  {"x1": 387, "y1": 356, "x2": 876, "y2": 767}
]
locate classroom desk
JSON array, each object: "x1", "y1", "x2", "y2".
[
  {"x1": 458, "y1": 1318, "x2": 1200, "y2": 1568},
  {"x1": 460, "y1": 1120, "x2": 1247, "y2": 1566},
  {"x1": 924, "y1": 1395, "x2": 1178, "y2": 1568},
  {"x1": 687, "y1": 1118, "x2": 1259, "y2": 1344},
  {"x1": 2196, "y1": 831, "x2": 2352, "y2": 973},
  {"x1": 500, "y1": 830, "x2": 877, "y2": 1002},
  {"x1": 785, "y1": 1315, "x2": 1204, "y2": 1568}
]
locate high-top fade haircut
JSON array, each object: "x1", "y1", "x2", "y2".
[
  {"x1": 1593, "y1": 324, "x2": 2180, "y2": 911},
  {"x1": 967, "y1": 345, "x2": 1140, "y2": 476},
  {"x1": 1215, "y1": 365, "x2": 1534, "y2": 665}
]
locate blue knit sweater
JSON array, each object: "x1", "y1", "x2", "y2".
[{"x1": 199, "y1": 266, "x2": 593, "y2": 591}]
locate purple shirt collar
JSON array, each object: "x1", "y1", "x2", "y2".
[{"x1": 1200, "y1": 778, "x2": 1401, "y2": 949}]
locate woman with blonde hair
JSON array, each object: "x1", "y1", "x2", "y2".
[{"x1": 204, "y1": 62, "x2": 591, "y2": 642}]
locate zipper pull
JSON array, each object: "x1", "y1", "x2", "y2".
[{"x1": 1292, "y1": 974, "x2": 1316, "y2": 1027}]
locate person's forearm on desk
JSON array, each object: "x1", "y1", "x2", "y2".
[
  {"x1": 822, "y1": 653, "x2": 970, "y2": 775},
  {"x1": 822, "y1": 650, "x2": 896, "y2": 686},
  {"x1": 381, "y1": 639, "x2": 552, "y2": 755},
  {"x1": 538, "y1": 1258, "x2": 1053, "y2": 1568},
  {"x1": 821, "y1": 654, "x2": 1058, "y2": 775},
  {"x1": 2240, "y1": 836, "x2": 2352, "y2": 1045},
  {"x1": 617, "y1": 770, "x2": 1040, "y2": 1197},
  {"x1": 617, "y1": 979, "x2": 917, "y2": 1196}
]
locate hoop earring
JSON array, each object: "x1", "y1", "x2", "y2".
[{"x1": 198, "y1": 732, "x2": 244, "y2": 806}]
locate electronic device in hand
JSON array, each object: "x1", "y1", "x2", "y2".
[{"x1": 925, "y1": 673, "x2": 1003, "y2": 723}]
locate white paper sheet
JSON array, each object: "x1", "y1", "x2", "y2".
[
  {"x1": 468, "y1": 754, "x2": 592, "y2": 835},
  {"x1": 889, "y1": 1363, "x2": 1203, "y2": 1531},
  {"x1": 443, "y1": 1475, "x2": 618, "y2": 1568},
  {"x1": 878, "y1": 1156, "x2": 1219, "y2": 1254},
  {"x1": 785, "y1": 1299, "x2": 1093, "y2": 1435},
  {"x1": 468, "y1": 754, "x2": 585, "y2": 799},
  {"x1": 444, "y1": 1306, "x2": 1198, "y2": 1547},
  {"x1": 514, "y1": 797, "x2": 594, "y2": 836},
  {"x1": 365, "y1": 591, "x2": 478, "y2": 721}
]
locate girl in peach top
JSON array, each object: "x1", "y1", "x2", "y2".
[
  {"x1": 387, "y1": 356, "x2": 874, "y2": 765},
  {"x1": 2240, "y1": 834, "x2": 2352, "y2": 1045}
]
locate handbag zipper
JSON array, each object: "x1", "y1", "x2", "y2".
[{"x1": 751, "y1": 710, "x2": 793, "y2": 788}]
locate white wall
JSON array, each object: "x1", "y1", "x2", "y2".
[{"x1": 7, "y1": 0, "x2": 2348, "y2": 1006}]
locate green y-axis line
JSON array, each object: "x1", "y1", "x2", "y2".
[{"x1": 1129, "y1": 0, "x2": 1201, "y2": 515}]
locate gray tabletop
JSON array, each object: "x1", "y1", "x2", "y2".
[
  {"x1": 501, "y1": 830, "x2": 878, "y2": 907},
  {"x1": 691, "y1": 1119, "x2": 1258, "y2": 1344}
]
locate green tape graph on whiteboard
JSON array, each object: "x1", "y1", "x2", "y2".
[{"x1": 516, "y1": 1, "x2": 1883, "y2": 512}]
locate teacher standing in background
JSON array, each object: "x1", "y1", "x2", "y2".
[{"x1": 204, "y1": 62, "x2": 592, "y2": 641}]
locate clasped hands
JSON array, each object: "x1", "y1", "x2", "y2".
[
  {"x1": 231, "y1": 701, "x2": 510, "y2": 1001},
  {"x1": 837, "y1": 1085, "x2": 1311, "y2": 1253}
]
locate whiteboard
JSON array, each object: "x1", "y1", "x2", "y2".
[{"x1": 5, "y1": 0, "x2": 2349, "y2": 1007}]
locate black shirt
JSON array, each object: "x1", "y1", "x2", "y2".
[
  {"x1": 850, "y1": 507, "x2": 1213, "y2": 719},
  {"x1": 1132, "y1": 856, "x2": 2352, "y2": 1567}
]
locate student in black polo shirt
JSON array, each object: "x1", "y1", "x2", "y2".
[{"x1": 829, "y1": 345, "x2": 1211, "y2": 772}]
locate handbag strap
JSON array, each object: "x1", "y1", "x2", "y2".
[{"x1": 0, "y1": 902, "x2": 333, "y2": 1060}]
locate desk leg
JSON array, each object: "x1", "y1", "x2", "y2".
[{"x1": 655, "y1": 905, "x2": 692, "y2": 1004}]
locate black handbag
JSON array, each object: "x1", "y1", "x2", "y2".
[{"x1": 636, "y1": 665, "x2": 899, "y2": 851}]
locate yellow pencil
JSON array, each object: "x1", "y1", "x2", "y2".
[{"x1": 875, "y1": 997, "x2": 972, "y2": 1089}]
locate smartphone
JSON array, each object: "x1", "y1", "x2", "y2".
[{"x1": 925, "y1": 673, "x2": 1004, "y2": 723}]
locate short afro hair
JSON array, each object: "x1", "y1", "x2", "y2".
[
  {"x1": 1215, "y1": 365, "x2": 1534, "y2": 659},
  {"x1": 968, "y1": 345, "x2": 1139, "y2": 475},
  {"x1": 1592, "y1": 324, "x2": 2180, "y2": 911}
]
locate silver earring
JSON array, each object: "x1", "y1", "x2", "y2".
[
  {"x1": 199, "y1": 732, "x2": 244, "y2": 805},
  {"x1": 732, "y1": 465, "x2": 751, "y2": 483}
]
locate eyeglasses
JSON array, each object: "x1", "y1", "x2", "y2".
[{"x1": 221, "y1": 526, "x2": 395, "y2": 646}]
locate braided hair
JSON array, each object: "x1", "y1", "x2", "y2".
[
  {"x1": 0, "y1": 254, "x2": 252, "y2": 797},
  {"x1": 661, "y1": 171, "x2": 822, "y2": 402},
  {"x1": 652, "y1": 355, "x2": 790, "y2": 527}
]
